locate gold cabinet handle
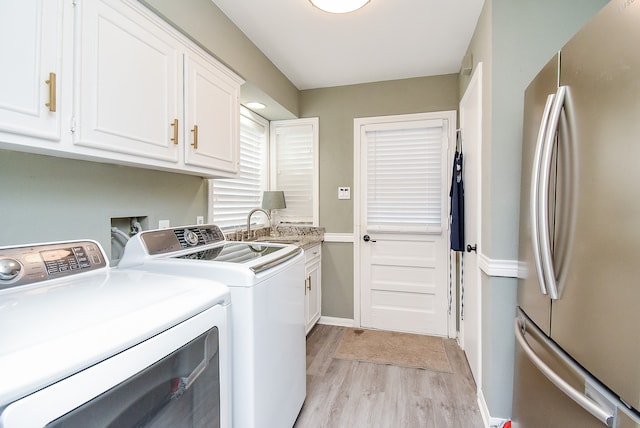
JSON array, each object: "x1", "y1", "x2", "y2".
[
  {"x1": 191, "y1": 124, "x2": 198, "y2": 149},
  {"x1": 307, "y1": 275, "x2": 312, "y2": 292},
  {"x1": 45, "y1": 72, "x2": 56, "y2": 112},
  {"x1": 170, "y1": 119, "x2": 179, "y2": 145}
]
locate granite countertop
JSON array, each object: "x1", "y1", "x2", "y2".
[{"x1": 226, "y1": 226, "x2": 324, "y2": 250}]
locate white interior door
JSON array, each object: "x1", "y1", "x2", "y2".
[
  {"x1": 355, "y1": 112, "x2": 456, "y2": 337},
  {"x1": 458, "y1": 63, "x2": 483, "y2": 385}
]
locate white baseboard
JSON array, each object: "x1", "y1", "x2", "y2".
[
  {"x1": 478, "y1": 389, "x2": 509, "y2": 428},
  {"x1": 318, "y1": 316, "x2": 354, "y2": 327},
  {"x1": 478, "y1": 389, "x2": 491, "y2": 427}
]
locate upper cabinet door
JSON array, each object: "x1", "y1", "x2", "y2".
[
  {"x1": 75, "y1": 0, "x2": 181, "y2": 163},
  {"x1": 0, "y1": 0, "x2": 63, "y2": 142},
  {"x1": 184, "y1": 50, "x2": 241, "y2": 175}
]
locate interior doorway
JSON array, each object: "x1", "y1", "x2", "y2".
[{"x1": 354, "y1": 111, "x2": 457, "y2": 337}]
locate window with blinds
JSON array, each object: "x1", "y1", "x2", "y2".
[
  {"x1": 270, "y1": 118, "x2": 319, "y2": 225},
  {"x1": 210, "y1": 108, "x2": 268, "y2": 230},
  {"x1": 365, "y1": 119, "x2": 445, "y2": 233}
]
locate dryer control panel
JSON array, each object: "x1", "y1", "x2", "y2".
[{"x1": 0, "y1": 241, "x2": 107, "y2": 290}]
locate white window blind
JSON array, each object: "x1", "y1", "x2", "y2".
[
  {"x1": 211, "y1": 108, "x2": 268, "y2": 229},
  {"x1": 366, "y1": 120, "x2": 444, "y2": 232},
  {"x1": 270, "y1": 118, "x2": 319, "y2": 225}
]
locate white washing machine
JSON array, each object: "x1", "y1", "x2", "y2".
[
  {"x1": 0, "y1": 240, "x2": 231, "y2": 427},
  {"x1": 118, "y1": 224, "x2": 306, "y2": 428}
]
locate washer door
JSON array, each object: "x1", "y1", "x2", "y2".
[{"x1": 0, "y1": 306, "x2": 231, "y2": 428}]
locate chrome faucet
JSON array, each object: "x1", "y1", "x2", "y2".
[{"x1": 246, "y1": 208, "x2": 270, "y2": 239}]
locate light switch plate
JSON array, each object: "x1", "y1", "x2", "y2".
[
  {"x1": 158, "y1": 219, "x2": 170, "y2": 229},
  {"x1": 338, "y1": 187, "x2": 351, "y2": 200}
]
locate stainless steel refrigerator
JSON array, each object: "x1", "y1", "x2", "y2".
[{"x1": 513, "y1": 0, "x2": 640, "y2": 426}]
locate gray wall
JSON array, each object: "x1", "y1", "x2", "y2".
[
  {"x1": 459, "y1": 0, "x2": 608, "y2": 418},
  {"x1": 300, "y1": 75, "x2": 460, "y2": 318},
  {"x1": 0, "y1": 150, "x2": 206, "y2": 257}
]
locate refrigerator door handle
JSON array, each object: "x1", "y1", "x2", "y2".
[
  {"x1": 538, "y1": 86, "x2": 567, "y2": 300},
  {"x1": 530, "y1": 93, "x2": 556, "y2": 296},
  {"x1": 515, "y1": 316, "x2": 617, "y2": 427}
]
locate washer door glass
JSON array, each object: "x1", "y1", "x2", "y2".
[{"x1": 48, "y1": 327, "x2": 220, "y2": 428}]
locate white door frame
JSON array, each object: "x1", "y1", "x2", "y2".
[
  {"x1": 458, "y1": 62, "x2": 483, "y2": 385},
  {"x1": 353, "y1": 111, "x2": 458, "y2": 338}
]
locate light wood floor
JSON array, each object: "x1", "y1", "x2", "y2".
[{"x1": 293, "y1": 324, "x2": 484, "y2": 428}]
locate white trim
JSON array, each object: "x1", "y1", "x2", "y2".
[
  {"x1": 318, "y1": 316, "x2": 354, "y2": 328},
  {"x1": 478, "y1": 388, "x2": 492, "y2": 428},
  {"x1": 323, "y1": 233, "x2": 354, "y2": 243},
  {"x1": 478, "y1": 252, "x2": 519, "y2": 278}
]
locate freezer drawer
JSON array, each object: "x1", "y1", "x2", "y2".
[{"x1": 512, "y1": 311, "x2": 640, "y2": 428}]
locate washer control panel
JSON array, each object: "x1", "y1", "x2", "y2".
[
  {"x1": 140, "y1": 224, "x2": 226, "y2": 255},
  {"x1": 0, "y1": 241, "x2": 107, "y2": 290}
]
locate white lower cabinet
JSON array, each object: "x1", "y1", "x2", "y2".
[{"x1": 304, "y1": 244, "x2": 322, "y2": 334}]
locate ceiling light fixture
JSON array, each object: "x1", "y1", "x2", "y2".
[
  {"x1": 309, "y1": 0, "x2": 370, "y2": 14},
  {"x1": 245, "y1": 102, "x2": 266, "y2": 110}
]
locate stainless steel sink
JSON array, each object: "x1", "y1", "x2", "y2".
[{"x1": 253, "y1": 238, "x2": 300, "y2": 244}]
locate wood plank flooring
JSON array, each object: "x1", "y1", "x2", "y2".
[{"x1": 294, "y1": 324, "x2": 484, "y2": 428}]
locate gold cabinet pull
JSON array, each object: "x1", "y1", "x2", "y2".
[
  {"x1": 191, "y1": 124, "x2": 198, "y2": 149},
  {"x1": 170, "y1": 119, "x2": 178, "y2": 145},
  {"x1": 45, "y1": 72, "x2": 56, "y2": 112},
  {"x1": 307, "y1": 275, "x2": 312, "y2": 292}
]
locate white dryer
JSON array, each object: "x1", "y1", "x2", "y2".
[
  {"x1": 119, "y1": 224, "x2": 306, "y2": 428},
  {"x1": 0, "y1": 240, "x2": 231, "y2": 427}
]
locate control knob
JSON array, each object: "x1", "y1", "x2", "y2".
[
  {"x1": 0, "y1": 258, "x2": 22, "y2": 281},
  {"x1": 184, "y1": 230, "x2": 200, "y2": 246}
]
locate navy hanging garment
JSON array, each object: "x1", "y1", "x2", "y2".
[{"x1": 450, "y1": 150, "x2": 464, "y2": 251}]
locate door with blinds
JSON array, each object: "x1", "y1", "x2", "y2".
[{"x1": 356, "y1": 112, "x2": 455, "y2": 336}]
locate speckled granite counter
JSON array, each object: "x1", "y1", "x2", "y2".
[{"x1": 225, "y1": 226, "x2": 324, "y2": 250}]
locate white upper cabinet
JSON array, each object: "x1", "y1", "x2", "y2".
[
  {"x1": 0, "y1": 0, "x2": 65, "y2": 144},
  {"x1": 184, "y1": 49, "x2": 240, "y2": 174},
  {"x1": 75, "y1": 0, "x2": 182, "y2": 164},
  {"x1": 74, "y1": 0, "x2": 243, "y2": 177},
  {"x1": 0, "y1": 0, "x2": 243, "y2": 178}
]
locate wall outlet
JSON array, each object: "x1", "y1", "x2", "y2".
[
  {"x1": 338, "y1": 186, "x2": 351, "y2": 200},
  {"x1": 196, "y1": 216, "x2": 204, "y2": 225},
  {"x1": 158, "y1": 219, "x2": 170, "y2": 229}
]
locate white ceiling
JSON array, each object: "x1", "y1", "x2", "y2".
[{"x1": 211, "y1": 0, "x2": 484, "y2": 90}]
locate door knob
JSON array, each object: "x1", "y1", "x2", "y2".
[
  {"x1": 466, "y1": 244, "x2": 477, "y2": 253},
  {"x1": 363, "y1": 235, "x2": 376, "y2": 242}
]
